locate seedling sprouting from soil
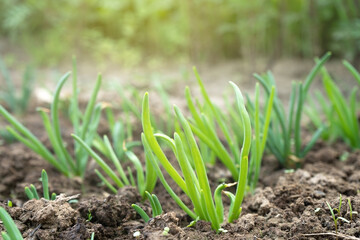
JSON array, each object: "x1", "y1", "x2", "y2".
[
  {"x1": 86, "y1": 211, "x2": 93, "y2": 222},
  {"x1": 131, "y1": 191, "x2": 163, "y2": 222},
  {"x1": 184, "y1": 68, "x2": 257, "y2": 184},
  {"x1": 72, "y1": 134, "x2": 157, "y2": 199},
  {"x1": 255, "y1": 52, "x2": 331, "y2": 168},
  {"x1": 181, "y1": 68, "x2": 273, "y2": 193},
  {"x1": 92, "y1": 104, "x2": 140, "y2": 161},
  {"x1": 142, "y1": 80, "x2": 251, "y2": 232},
  {"x1": 0, "y1": 58, "x2": 102, "y2": 178},
  {"x1": 326, "y1": 195, "x2": 350, "y2": 234},
  {"x1": 243, "y1": 83, "x2": 275, "y2": 192},
  {"x1": 116, "y1": 82, "x2": 173, "y2": 136},
  {"x1": 0, "y1": 56, "x2": 35, "y2": 115},
  {"x1": 318, "y1": 61, "x2": 360, "y2": 149},
  {"x1": 347, "y1": 198, "x2": 358, "y2": 222},
  {"x1": 0, "y1": 207, "x2": 23, "y2": 240},
  {"x1": 24, "y1": 169, "x2": 57, "y2": 200}
]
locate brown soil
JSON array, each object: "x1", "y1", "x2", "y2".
[{"x1": 0, "y1": 110, "x2": 359, "y2": 240}]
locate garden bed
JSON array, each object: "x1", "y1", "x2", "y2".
[{"x1": 0, "y1": 110, "x2": 359, "y2": 239}]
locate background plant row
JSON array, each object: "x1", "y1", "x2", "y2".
[{"x1": 1, "y1": 0, "x2": 360, "y2": 66}]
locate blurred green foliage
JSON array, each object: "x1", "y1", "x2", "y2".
[{"x1": 0, "y1": 0, "x2": 359, "y2": 66}]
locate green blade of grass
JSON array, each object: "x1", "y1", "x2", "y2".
[
  {"x1": 2, "y1": 232, "x2": 11, "y2": 240},
  {"x1": 144, "y1": 152, "x2": 157, "y2": 198},
  {"x1": 0, "y1": 106, "x2": 68, "y2": 176},
  {"x1": 5, "y1": 127, "x2": 38, "y2": 153},
  {"x1": 125, "y1": 151, "x2": 145, "y2": 196},
  {"x1": 145, "y1": 191, "x2": 158, "y2": 217},
  {"x1": 128, "y1": 166, "x2": 136, "y2": 187},
  {"x1": 41, "y1": 169, "x2": 50, "y2": 200},
  {"x1": 24, "y1": 187, "x2": 34, "y2": 200},
  {"x1": 80, "y1": 74, "x2": 102, "y2": 140},
  {"x1": 323, "y1": 71, "x2": 356, "y2": 146},
  {"x1": 142, "y1": 134, "x2": 197, "y2": 219},
  {"x1": 301, "y1": 125, "x2": 326, "y2": 157},
  {"x1": 343, "y1": 60, "x2": 360, "y2": 85},
  {"x1": 77, "y1": 103, "x2": 103, "y2": 176},
  {"x1": 131, "y1": 204, "x2": 150, "y2": 222},
  {"x1": 294, "y1": 83, "x2": 304, "y2": 157},
  {"x1": 214, "y1": 183, "x2": 233, "y2": 224},
  {"x1": 228, "y1": 82, "x2": 251, "y2": 223},
  {"x1": 72, "y1": 134, "x2": 125, "y2": 188},
  {"x1": 152, "y1": 194, "x2": 163, "y2": 216},
  {"x1": 174, "y1": 133, "x2": 206, "y2": 219},
  {"x1": 94, "y1": 169, "x2": 117, "y2": 194},
  {"x1": 30, "y1": 185, "x2": 39, "y2": 200},
  {"x1": 142, "y1": 93, "x2": 187, "y2": 193},
  {"x1": 0, "y1": 207, "x2": 23, "y2": 240},
  {"x1": 193, "y1": 67, "x2": 239, "y2": 162},
  {"x1": 20, "y1": 66, "x2": 34, "y2": 113},
  {"x1": 51, "y1": 72, "x2": 76, "y2": 173},
  {"x1": 0, "y1": 57, "x2": 16, "y2": 111},
  {"x1": 154, "y1": 133, "x2": 176, "y2": 153},
  {"x1": 51, "y1": 193, "x2": 57, "y2": 200},
  {"x1": 174, "y1": 106, "x2": 220, "y2": 231},
  {"x1": 303, "y1": 52, "x2": 331, "y2": 93},
  {"x1": 103, "y1": 135, "x2": 130, "y2": 186},
  {"x1": 38, "y1": 108, "x2": 69, "y2": 172}
]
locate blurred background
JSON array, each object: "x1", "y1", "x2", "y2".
[
  {"x1": 0, "y1": 0, "x2": 359, "y2": 105},
  {"x1": 0, "y1": 0, "x2": 359, "y2": 68}
]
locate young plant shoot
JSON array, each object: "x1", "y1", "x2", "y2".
[
  {"x1": 245, "y1": 83, "x2": 275, "y2": 192},
  {"x1": 92, "y1": 104, "x2": 141, "y2": 161},
  {"x1": 320, "y1": 61, "x2": 360, "y2": 149},
  {"x1": 305, "y1": 90, "x2": 341, "y2": 142},
  {"x1": 326, "y1": 195, "x2": 350, "y2": 234},
  {"x1": 72, "y1": 133, "x2": 157, "y2": 199},
  {"x1": 141, "y1": 80, "x2": 251, "y2": 232},
  {"x1": 183, "y1": 68, "x2": 273, "y2": 193},
  {"x1": 131, "y1": 191, "x2": 163, "y2": 222},
  {"x1": 0, "y1": 58, "x2": 102, "y2": 178},
  {"x1": 254, "y1": 52, "x2": 331, "y2": 168},
  {"x1": 0, "y1": 56, "x2": 35, "y2": 115},
  {"x1": 24, "y1": 169, "x2": 57, "y2": 200}
]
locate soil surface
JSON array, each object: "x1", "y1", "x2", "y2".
[{"x1": 1, "y1": 60, "x2": 360, "y2": 239}]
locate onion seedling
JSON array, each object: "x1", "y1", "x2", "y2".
[
  {"x1": 326, "y1": 195, "x2": 350, "y2": 234},
  {"x1": 24, "y1": 169, "x2": 57, "y2": 200},
  {"x1": 320, "y1": 61, "x2": 360, "y2": 149},
  {"x1": 255, "y1": 52, "x2": 331, "y2": 168},
  {"x1": 72, "y1": 134, "x2": 157, "y2": 199},
  {"x1": 154, "y1": 80, "x2": 174, "y2": 136},
  {"x1": 244, "y1": 83, "x2": 275, "y2": 192},
  {"x1": 305, "y1": 91, "x2": 341, "y2": 142},
  {"x1": 347, "y1": 198, "x2": 358, "y2": 221},
  {"x1": 131, "y1": 191, "x2": 163, "y2": 222},
  {"x1": 184, "y1": 68, "x2": 245, "y2": 180},
  {"x1": 117, "y1": 82, "x2": 174, "y2": 136},
  {"x1": 142, "y1": 80, "x2": 251, "y2": 232},
  {"x1": 92, "y1": 105, "x2": 141, "y2": 161},
  {"x1": 0, "y1": 56, "x2": 35, "y2": 115},
  {"x1": 117, "y1": 85, "x2": 142, "y2": 121},
  {"x1": 0, "y1": 207, "x2": 23, "y2": 240},
  {"x1": 184, "y1": 68, "x2": 273, "y2": 193},
  {"x1": 0, "y1": 58, "x2": 102, "y2": 178}
]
